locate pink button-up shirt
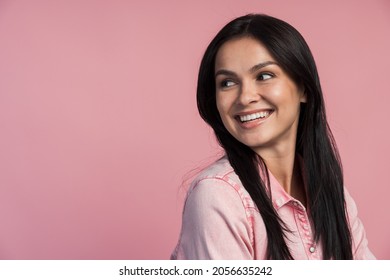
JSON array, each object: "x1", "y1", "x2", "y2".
[{"x1": 171, "y1": 156, "x2": 375, "y2": 259}]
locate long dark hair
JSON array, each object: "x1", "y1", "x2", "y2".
[{"x1": 197, "y1": 14, "x2": 353, "y2": 259}]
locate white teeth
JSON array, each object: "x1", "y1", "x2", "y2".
[{"x1": 239, "y1": 111, "x2": 270, "y2": 122}]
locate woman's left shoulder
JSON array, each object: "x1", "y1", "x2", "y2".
[{"x1": 343, "y1": 187, "x2": 359, "y2": 217}]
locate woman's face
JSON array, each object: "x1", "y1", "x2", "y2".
[{"x1": 215, "y1": 36, "x2": 306, "y2": 156}]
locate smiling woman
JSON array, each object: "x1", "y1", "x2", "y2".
[
  {"x1": 170, "y1": 14, "x2": 375, "y2": 260},
  {"x1": 215, "y1": 37, "x2": 307, "y2": 205},
  {"x1": 215, "y1": 38, "x2": 306, "y2": 160}
]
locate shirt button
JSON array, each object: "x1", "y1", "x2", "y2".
[{"x1": 309, "y1": 246, "x2": 316, "y2": 253}]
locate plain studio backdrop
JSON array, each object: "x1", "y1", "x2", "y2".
[{"x1": 0, "y1": 0, "x2": 389, "y2": 259}]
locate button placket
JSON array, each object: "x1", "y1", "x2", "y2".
[{"x1": 292, "y1": 200, "x2": 318, "y2": 259}]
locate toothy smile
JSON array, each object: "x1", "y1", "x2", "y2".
[{"x1": 237, "y1": 110, "x2": 273, "y2": 123}]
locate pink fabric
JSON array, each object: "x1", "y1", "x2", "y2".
[{"x1": 171, "y1": 156, "x2": 375, "y2": 260}]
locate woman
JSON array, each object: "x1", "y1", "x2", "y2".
[{"x1": 171, "y1": 14, "x2": 375, "y2": 260}]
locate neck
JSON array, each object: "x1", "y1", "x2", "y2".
[
  {"x1": 258, "y1": 149, "x2": 306, "y2": 206},
  {"x1": 263, "y1": 152, "x2": 295, "y2": 193}
]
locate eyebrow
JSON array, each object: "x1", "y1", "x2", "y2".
[{"x1": 215, "y1": 61, "x2": 278, "y2": 78}]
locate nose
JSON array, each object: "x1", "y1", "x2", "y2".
[{"x1": 237, "y1": 81, "x2": 260, "y2": 105}]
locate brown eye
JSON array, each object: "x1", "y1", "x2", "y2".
[
  {"x1": 257, "y1": 73, "x2": 273, "y2": 81},
  {"x1": 220, "y1": 80, "x2": 236, "y2": 88}
]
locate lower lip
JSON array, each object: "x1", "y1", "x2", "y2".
[{"x1": 236, "y1": 113, "x2": 272, "y2": 129}]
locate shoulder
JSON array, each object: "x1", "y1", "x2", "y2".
[
  {"x1": 343, "y1": 187, "x2": 358, "y2": 218},
  {"x1": 173, "y1": 157, "x2": 257, "y2": 259},
  {"x1": 343, "y1": 187, "x2": 376, "y2": 259},
  {"x1": 193, "y1": 156, "x2": 235, "y2": 182},
  {"x1": 186, "y1": 156, "x2": 255, "y2": 209}
]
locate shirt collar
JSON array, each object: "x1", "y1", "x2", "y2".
[
  {"x1": 258, "y1": 157, "x2": 306, "y2": 210},
  {"x1": 268, "y1": 171, "x2": 294, "y2": 210}
]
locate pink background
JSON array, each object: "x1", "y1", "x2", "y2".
[{"x1": 0, "y1": 0, "x2": 389, "y2": 259}]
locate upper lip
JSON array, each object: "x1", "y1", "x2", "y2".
[{"x1": 235, "y1": 109, "x2": 274, "y2": 117}]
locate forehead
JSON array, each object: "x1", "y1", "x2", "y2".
[{"x1": 215, "y1": 36, "x2": 275, "y2": 70}]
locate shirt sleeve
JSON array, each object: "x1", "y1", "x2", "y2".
[
  {"x1": 172, "y1": 178, "x2": 254, "y2": 259},
  {"x1": 344, "y1": 188, "x2": 376, "y2": 259}
]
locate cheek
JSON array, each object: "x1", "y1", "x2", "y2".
[
  {"x1": 263, "y1": 83, "x2": 302, "y2": 109},
  {"x1": 261, "y1": 83, "x2": 285, "y2": 100},
  {"x1": 216, "y1": 94, "x2": 229, "y2": 117},
  {"x1": 216, "y1": 95, "x2": 235, "y2": 133}
]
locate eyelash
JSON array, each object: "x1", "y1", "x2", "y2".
[
  {"x1": 219, "y1": 72, "x2": 274, "y2": 88},
  {"x1": 257, "y1": 72, "x2": 274, "y2": 81},
  {"x1": 220, "y1": 80, "x2": 236, "y2": 88}
]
